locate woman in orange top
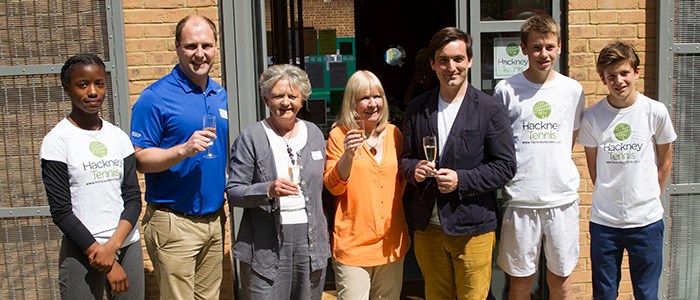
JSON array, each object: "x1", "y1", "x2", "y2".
[{"x1": 324, "y1": 70, "x2": 410, "y2": 299}]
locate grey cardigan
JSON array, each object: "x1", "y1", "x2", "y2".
[{"x1": 226, "y1": 120, "x2": 330, "y2": 280}]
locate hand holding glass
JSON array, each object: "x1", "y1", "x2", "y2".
[
  {"x1": 202, "y1": 114, "x2": 217, "y2": 159},
  {"x1": 288, "y1": 158, "x2": 301, "y2": 185},
  {"x1": 353, "y1": 118, "x2": 367, "y2": 159},
  {"x1": 422, "y1": 136, "x2": 437, "y2": 177}
]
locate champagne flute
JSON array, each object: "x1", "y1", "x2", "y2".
[
  {"x1": 422, "y1": 136, "x2": 437, "y2": 177},
  {"x1": 354, "y1": 117, "x2": 367, "y2": 159},
  {"x1": 288, "y1": 152, "x2": 301, "y2": 185},
  {"x1": 202, "y1": 114, "x2": 217, "y2": 159}
]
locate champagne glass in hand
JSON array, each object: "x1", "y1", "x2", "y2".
[
  {"x1": 202, "y1": 114, "x2": 217, "y2": 159},
  {"x1": 354, "y1": 117, "x2": 367, "y2": 159},
  {"x1": 288, "y1": 153, "x2": 301, "y2": 185},
  {"x1": 422, "y1": 136, "x2": 437, "y2": 177}
]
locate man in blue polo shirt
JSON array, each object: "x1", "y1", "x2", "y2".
[{"x1": 130, "y1": 15, "x2": 228, "y2": 299}]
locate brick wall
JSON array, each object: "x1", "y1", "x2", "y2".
[
  {"x1": 567, "y1": 0, "x2": 656, "y2": 298},
  {"x1": 264, "y1": 0, "x2": 355, "y2": 37}
]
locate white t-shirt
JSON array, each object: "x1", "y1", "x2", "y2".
[
  {"x1": 428, "y1": 95, "x2": 463, "y2": 225},
  {"x1": 578, "y1": 93, "x2": 676, "y2": 228},
  {"x1": 40, "y1": 119, "x2": 140, "y2": 246},
  {"x1": 494, "y1": 72, "x2": 585, "y2": 208},
  {"x1": 262, "y1": 119, "x2": 308, "y2": 225}
]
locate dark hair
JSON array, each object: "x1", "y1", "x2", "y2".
[
  {"x1": 428, "y1": 27, "x2": 473, "y2": 61},
  {"x1": 596, "y1": 41, "x2": 640, "y2": 77},
  {"x1": 175, "y1": 15, "x2": 218, "y2": 46},
  {"x1": 60, "y1": 54, "x2": 106, "y2": 87},
  {"x1": 520, "y1": 14, "x2": 560, "y2": 45}
]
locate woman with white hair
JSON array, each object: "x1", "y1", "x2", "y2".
[{"x1": 227, "y1": 64, "x2": 330, "y2": 300}]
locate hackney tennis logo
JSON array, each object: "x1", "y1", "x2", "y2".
[
  {"x1": 533, "y1": 101, "x2": 552, "y2": 119},
  {"x1": 89, "y1": 141, "x2": 108, "y2": 157},
  {"x1": 614, "y1": 123, "x2": 632, "y2": 141}
]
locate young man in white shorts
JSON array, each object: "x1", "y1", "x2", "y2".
[{"x1": 493, "y1": 14, "x2": 585, "y2": 299}]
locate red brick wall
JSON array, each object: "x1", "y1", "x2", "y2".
[{"x1": 264, "y1": 0, "x2": 355, "y2": 37}]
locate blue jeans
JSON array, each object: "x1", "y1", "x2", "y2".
[{"x1": 590, "y1": 220, "x2": 664, "y2": 300}]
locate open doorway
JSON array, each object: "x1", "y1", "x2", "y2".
[
  {"x1": 263, "y1": 0, "x2": 456, "y2": 298},
  {"x1": 264, "y1": 0, "x2": 454, "y2": 131},
  {"x1": 353, "y1": 1, "x2": 455, "y2": 298},
  {"x1": 354, "y1": 0, "x2": 454, "y2": 124}
]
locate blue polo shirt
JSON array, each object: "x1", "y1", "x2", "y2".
[{"x1": 130, "y1": 65, "x2": 229, "y2": 215}]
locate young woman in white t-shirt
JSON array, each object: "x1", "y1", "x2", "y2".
[{"x1": 40, "y1": 54, "x2": 143, "y2": 299}]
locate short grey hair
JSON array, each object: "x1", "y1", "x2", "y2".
[{"x1": 258, "y1": 64, "x2": 312, "y2": 100}]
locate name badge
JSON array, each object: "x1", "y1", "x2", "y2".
[
  {"x1": 219, "y1": 108, "x2": 228, "y2": 119},
  {"x1": 311, "y1": 151, "x2": 323, "y2": 160}
]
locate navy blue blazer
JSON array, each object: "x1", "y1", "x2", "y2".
[{"x1": 399, "y1": 85, "x2": 516, "y2": 235}]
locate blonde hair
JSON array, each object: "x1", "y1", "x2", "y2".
[
  {"x1": 333, "y1": 70, "x2": 389, "y2": 134},
  {"x1": 520, "y1": 14, "x2": 561, "y2": 45}
]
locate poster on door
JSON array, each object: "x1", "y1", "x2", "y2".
[{"x1": 494, "y1": 37, "x2": 528, "y2": 79}]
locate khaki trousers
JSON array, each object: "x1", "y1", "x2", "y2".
[
  {"x1": 332, "y1": 257, "x2": 405, "y2": 300},
  {"x1": 143, "y1": 204, "x2": 224, "y2": 300}
]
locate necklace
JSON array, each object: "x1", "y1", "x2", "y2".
[
  {"x1": 271, "y1": 120, "x2": 297, "y2": 162},
  {"x1": 365, "y1": 133, "x2": 380, "y2": 156}
]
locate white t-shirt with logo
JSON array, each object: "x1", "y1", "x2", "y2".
[
  {"x1": 578, "y1": 93, "x2": 676, "y2": 228},
  {"x1": 40, "y1": 119, "x2": 140, "y2": 246},
  {"x1": 494, "y1": 72, "x2": 585, "y2": 208}
]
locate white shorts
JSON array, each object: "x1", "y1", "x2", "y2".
[{"x1": 497, "y1": 201, "x2": 579, "y2": 277}]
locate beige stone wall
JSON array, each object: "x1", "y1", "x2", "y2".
[{"x1": 568, "y1": 0, "x2": 656, "y2": 298}]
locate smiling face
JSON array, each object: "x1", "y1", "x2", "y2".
[
  {"x1": 355, "y1": 86, "x2": 384, "y2": 125},
  {"x1": 264, "y1": 79, "x2": 303, "y2": 124},
  {"x1": 601, "y1": 61, "x2": 639, "y2": 102},
  {"x1": 430, "y1": 40, "x2": 473, "y2": 90},
  {"x1": 522, "y1": 31, "x2": 560, "y2": 77},
  {"x1": 63, "y1": 63, "x2": 106, "y2": 116},
  {"x1": 176, "y1": 17, "x2": 217, "y2": 88}
]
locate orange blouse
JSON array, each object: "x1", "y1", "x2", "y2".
[{"x1": 324, "y1": 124, "x2": 410, "y2": 267}]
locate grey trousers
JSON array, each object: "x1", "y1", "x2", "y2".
[
  {"x1": 240, "y1": 223, "x2": 326, "y2": 300},
  {"x1": 59, "y1": 236, "x2": 144, "y2": 300}
]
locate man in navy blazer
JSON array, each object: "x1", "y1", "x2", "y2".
[{"x1": 399, "y1": 27, "x2": 516, "y2": 299}]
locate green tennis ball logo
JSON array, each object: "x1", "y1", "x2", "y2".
[
  {"x1": 506, "y1": 43, "x2": 520, "y2": 57},
  {"x1": 614, "y1": 123, "x2": 632, "y2": 141},
  {"x1": 89, "y1": 141, "x2": 108, "y2": 157},
  {"x1": 533, "y1": 101, "x2": 551, "y2": 119}
]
